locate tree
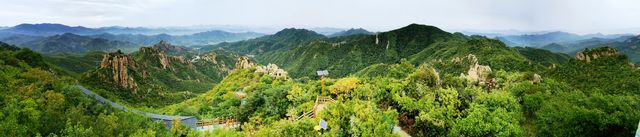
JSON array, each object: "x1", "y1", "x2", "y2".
[
  {"x1": 319, "y1": 100, "x2": 398, "y2": 137},
  {"x1": 412, "y1": 88, "x2": 461, "y2": 136},
  {"x1": 329, "y1": 77, "x2": 359, "y2": 97},
  {"x1": 451, "y1": 91, "x2": 523, "y2": 137},
  {"x1": 534, "y1": 92, "x2": 640, "y2": 137},
  {"x1": 61, "y1": 120, "x2": 95, "y2": 137},
  {"x1": 96, "y1": 112, "x2": 119, "y2": 137}
]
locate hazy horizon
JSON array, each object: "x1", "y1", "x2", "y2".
[{"x1": 2, "y1": 0, "x2": 640, "y2": 35}]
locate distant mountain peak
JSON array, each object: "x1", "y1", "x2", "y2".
[
  {"x1": 543, "y1": 31, "x2": 575, "y2": 36},
  {"x1": 346, "y1": 28, "x2": 367, "y2": 31},
  {"x1": 152, "y1": 40, "x2": 177, "y2": 50},
  {"x1": 623, "y1": 34, "x2": 640, "y2": 44},
  {"x1": 12, "y1": 23, "x2": 89, "y2": 30},
  {"x1": 5, "y1": 23, "x2": 101, "y2": 36},
  {"x1": 329, "y1": 28, "x2": 373, "y2": 37},
  {"x1": 151, "y1": 40, "x2": 190, "y2": 54},
  {"x1": 274, "y1": 28, "x2": 321, "y2": 36},
  {"x1": 157, "y1": 40, "x2": 171, "y2": 46},
  {"x1": 392, "y1": 23, "x2": 447, "y2": 34},
  {"x1": 59, "y1": 32, "x2": 81, "y2": 37},
  {"x1": 383, "y1": 23, "x2": 452, "y2": 41}
]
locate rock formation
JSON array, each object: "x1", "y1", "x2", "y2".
[
  {"x1": 152, "y1": 40, "x2": 188, "y2": 54},
  {"x1": 234, "y1": 56, "x2": 288, "y2": 79},
  {"x1": 99, "y1": 51, "x2": 139, "y2": 92},
  {"x1": 375, "y1": 33, "x2": 379, "y2": 45},
  {"x1": 256, "y1": 64, "x2": 289, "y2": 79},
  {"x1": 576, "y1": 47, "x2": 619, "y2": 62},
  {"x1": 461, "y1": 62, "x2": 492, "y2": 85},
  {"x1": 202, "y1": 53, "x2": 218, "y2": 64},
  {"x1": 235, "y1": 56, "x2": 255, "y2": 69},
  {"x1": 531, "y1": 74, "x2": 542, "y2": 84},
  {"x1": 451, "y1": 54, "x2": 478, "y2": 64},
  {"x1": 172, "y1": 56, "x2": 188, "y2": 64},
  {"x1": 140, "y1": 47, "x2": 172, "y2": 69}
]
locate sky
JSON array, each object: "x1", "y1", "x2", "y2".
[{"x1": 1, "y1": 0, "x2": 639, "y2": 34}]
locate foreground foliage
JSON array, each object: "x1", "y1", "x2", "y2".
[{"x1": 0, "y1": 43, "x2": 175, "y2": 136}]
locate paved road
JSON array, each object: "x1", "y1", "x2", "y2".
[{"x1": 75, "y1": 85, "x2": 196, "y2": 127}]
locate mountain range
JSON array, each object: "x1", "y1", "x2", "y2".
[
  {"x1": 18, "y1": 33, "x2": 140, "y2": 54},
  {"x1": 2, "y1": 23, "x2": 639, "y2": 137},
  {"x1": 328, "y1": 28, "x2": 374, "y2": 37},
  {"x1": 0, "y1": 23, "x2": 265, "y2": 50},
  {"x1": 496, "y1": 31, "x2": 630, "y2": 47},
  {"x1": 197, "y1": 24, "x2": 572, "y2": 78},
  {"x1": 535, "y1": 35, "x2": 640, "y2": 64}
]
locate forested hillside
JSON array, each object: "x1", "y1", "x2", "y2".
[
  {"x1": 18, "y1": 33, "x2": 140, "y2": 54},
  {"x1": 0, "y1": 42, "x2": 175, "y2": 136},
  {"x1": 256, "y1": 24, "x2": 454, "y2": 77},
  {"x1": 539, "y1": 35, "x2": 640, "y2": 64},
  {"x1": 159, "y1": 46, "x2": 639, "y2": 136},
  {"x1": 82, "y1": 41, "x2": 239, "y2": 107},
  {"x1": 2, "y1": 23, "x2": 638, "y2": 137},
  {"x1": 237, "y1": 24, "x2": 567, "y2": 78},
  {"x1": 154, "y1": 24, "x2": 639, "y2": 136},
  {"x1": 203, "y1": 28, "x2": 326, "y2": 55}
]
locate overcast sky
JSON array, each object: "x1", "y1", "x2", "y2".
[{"x1": 1, "y1": 0, "x2": 639, "y2": 34}]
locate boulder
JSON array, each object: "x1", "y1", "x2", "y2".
[{"x1": 532, "y1": 74, "x2": 542, "y2": 84}]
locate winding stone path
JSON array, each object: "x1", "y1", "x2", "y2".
[{"x1": 75, "y1": 85, "x2": 198, "y2": 129}]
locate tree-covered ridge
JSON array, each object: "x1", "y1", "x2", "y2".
[
  {"x1": 328, "y1": 28, "x2": 374, "y2": 37},
  {"x1": 43, "y1": 51, "x2": 107, "y2": 77},
  {"x1": 408, "y1": 37, "x2": 536, "y2": 72},
  {"x1": 81, "y1": 41, "x2": 240, "y2": 107},
  {"x1": 90, "y1": 30, "x2": 264, "y2": 46},
  {"x1": 0, "y1": 43, "x2": 175, "y2": 136},
  {"x1": 255, "y1": 24, "x2": 570, "y2": 78},
  {"x1": 0, "y1": 23, "x2": 265, "y2": 48},
  {"x1": 546, "y1": 47, "x2": 639, "y2": 95},
  {"x1": 175, "y1": 53, "x2": 636, "y2": 136},
  {"x1": 18, "y1": 33, "x2": 141, "y2": 54},
  {"x1": 256, "y1": 24, "x2": 454, "y2": 78},
  {"x1": 203, "y1": 28, "x2": 326, "y2": 55},
  {"x1": 496, "y1": 31, "x2": 628, "y2": 47},
  {"x1": 514, "y1": 47, "x2": 570, "y2": 66}
]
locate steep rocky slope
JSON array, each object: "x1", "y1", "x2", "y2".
[{"x1": 82, "y1": 41, "x2": 240, "y2": 106}]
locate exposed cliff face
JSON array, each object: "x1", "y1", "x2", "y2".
[
  {"x1": 139, "y1": 47, "x2": 172, "y2": 69},
  {"x1": 98, "y1": 51, "x2": 140, "y2": 92},
  {"x1": 82, "y1": 40, "x2": 245, "y2": 106},
  {"x1": 576, "y1": 47, "x2": 619, "y2": 62}
]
